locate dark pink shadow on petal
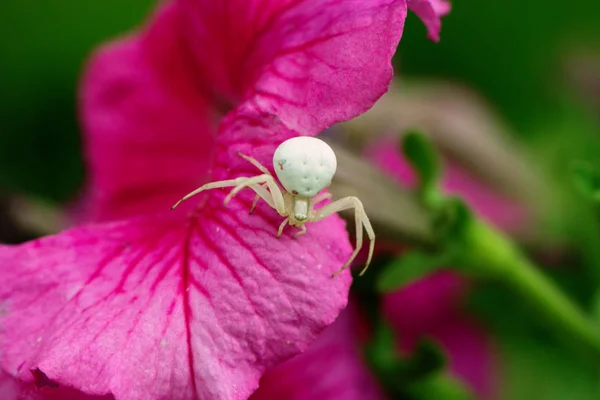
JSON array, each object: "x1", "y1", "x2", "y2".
[
  {"x1": 251, "y1": 308, "x2": 381, "y2": 400},
  {"x1": 383, "y1": 271, "x2": 466, "y2": 332},
  {"x1": 1, "y1": 369, "x2": 114, "y2": 400}
]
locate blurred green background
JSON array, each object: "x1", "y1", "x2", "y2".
[
  {"x1": 1, "y1": 1, "x2": 599, "y2": 399},
  {"x1": 0, "y1": 0, "x2": 153, "y2": 201}
]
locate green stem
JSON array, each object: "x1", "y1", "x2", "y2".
[{"x1": 464, "y1": 220, "x2": 600, "y2": 356}]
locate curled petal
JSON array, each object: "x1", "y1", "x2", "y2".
[
  {"x1": 407, "y1": 0, "x2": 451, "y2": 41},
  {"x1": 0, "y1": 193, "x2": 351, "y2": 400},
  {"x1": 180, "y1": 0, "x2": 409, "y2": 133}
]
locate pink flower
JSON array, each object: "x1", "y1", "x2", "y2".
[{"x1": 0, "y1": 1, "x2": 448, "y2": 399}]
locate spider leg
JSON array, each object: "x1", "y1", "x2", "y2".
[
  {"x1": 277, "y1": 218, "x2": 289, "y2": 237},
  {"x1": 172, "y1": 177, "x2": 247, "y2": 210},
  {"x1": 237, "y1": 152, "x2": 271, "y2": 175},
  {"x1": 225, "y1": 174, "x2": 286, "y2": 216},
  {"x1": 264, "y1": 178, "x2": 287, "y2": 215},
  {"x1": 237, "y1": 153, "x2": 279, "y2": 214},
  {"x1": 249, "y1": 183, "x2": 274, "y2": 211},
  {"x1": 235, "y1": 156, "x2": 287, "y2": 215},
  {"x1": 312, "y1": 196, "x2": 375, "y2": 278},
  {"x1": 293, "y1": 224, "x2": 307, "y2": 238},
  {"x1": 172, "y1": 176, "x2": 276, "y2": 214},
  {"x1": 312, "y1": 192, "x2": 333, "y2": 206},
  {"x1": 249, "y1": 183, "x2": 268, "y2": 215}
]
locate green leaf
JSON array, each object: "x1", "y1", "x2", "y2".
[
  {"x1": 401, "y1": 131, "x2": 443, "y2": 209},
  {"x1": 470, "y1": 284, "x2": 600, "y2": 400},
  {"x1": 408, "y1": 373, "x2": 477, "y2": 400},
  {"x1": 377, "y1": 251, "x2": 448, "y2": 293},
  {"x1": 363, "y1": 320, "x2": 399, "y2": 376},
  {"x1": 570, "y1": 160, "x2": 600, "y2": 201},
  {"x1": 363, "y1": 321, "x2": 450, "y2": 397},
  {"x1": 0, "y1": 0, "x2": 153, "y2": 201},
  {"x1": 402, "y1": 339, "x2": 448, "y2": 381},
  {"x1": 432, "y1": 197, "x2": 473, "y2": 242},
  {"x1": 590, "y1": 289, "x2": 600, "y2": 332}
]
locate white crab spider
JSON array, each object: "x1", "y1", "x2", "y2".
[{"x1": 172, "y1": 136, "x2": 375, "y2": 277}]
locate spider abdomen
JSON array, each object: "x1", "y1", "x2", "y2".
[{"x1": 273, "y1": 136, "x2": 337, "y2": 198}]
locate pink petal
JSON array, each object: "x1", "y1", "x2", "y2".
[
  {"x1": 0, "y1": 371, "x2": 19, "y2": 400},
  {"x1": 364, "y1": 139, "x2": 527, "y2": 233},
  {"x1": 0, "y1": 193, "x2": 352, "y2": 400},
  {"x1": 79, "y1": 4, "x2": 219, "y2": 223},
  {"x1": 426, "y1": 0, "x2": 451, "y2": 15},
  {"x1": 426, "y1": 318, "x2": 496, "y2": 399},
  {"x1": 250, "y1": 309, "x2": 381, "y2": 400},
  {"x1": 407, "y1": 0, "x2": 451, "y2": 41},
  {"x1": 178, "y1": 0, "x2": 410, "y2": 134},
  {"x1": 383, "y1": 271, "x2": 466, "y2": 332}
]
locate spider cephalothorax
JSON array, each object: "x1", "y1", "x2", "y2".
[{"x1": 172, "y1": 136, "x2": 374, "y2": 277}]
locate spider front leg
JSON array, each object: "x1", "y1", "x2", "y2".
[
  {"x1": 276, "y1": 220, "x2": 306, "y2": 238},
  {"x1": 237, "y1": 153, "x2": 289, "y2": 216},
  {"x1": 312, "y1": 196, "x2": 375, "y2": 278},
  {"x1": 277, "y1": 218, "x2": 289, "y2": 237},
  {"x1": 172, "y1": 177, "x2": 274, "y2": 211},
  {"x1": 224, "y1": 174, "x2": 287, "y2": 216},
  {"x1": 237, "y1": 152, "x2": 271, "y2": 175},
  {"x1": 294, "y1": 224, "x2": 307, "y2": 238},
  {"x1": 250, "y1": 183, "x2": 268, "y2": 215},
  {"x1": 312, "y1": 192, "x2": 333, "y2": 206}
]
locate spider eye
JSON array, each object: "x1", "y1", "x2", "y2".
[{"x1": 292, "y1": 190, "x2": 299, "y2": 195}]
